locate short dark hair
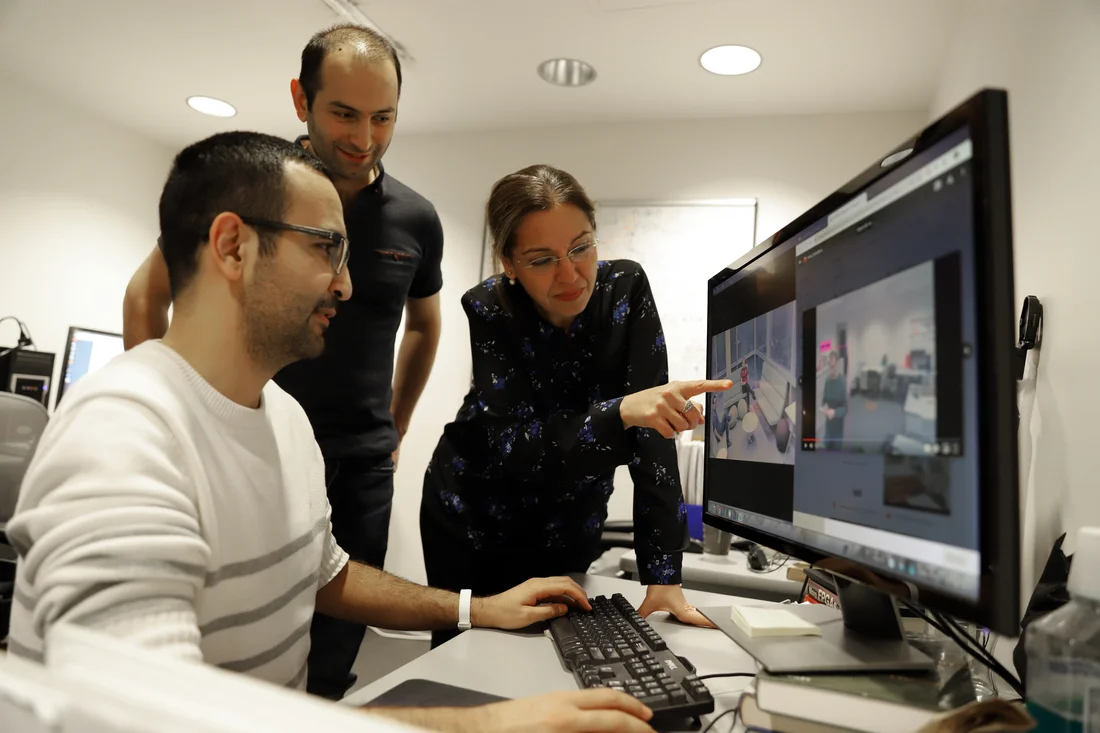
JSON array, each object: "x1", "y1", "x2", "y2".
[
  {"x1": 299, "y1": 23, "x2": 402, "y2": 109},
  {"x1": 158, "y1": 131, "x2": 329, "y2": 298}
]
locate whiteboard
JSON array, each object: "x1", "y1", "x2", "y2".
[
  {"x1": 592, "y1": 202, "x2": 757, "y2": 382},
  {"x1": 481, "y1": 201, "x2": 757, "y2": 383}
]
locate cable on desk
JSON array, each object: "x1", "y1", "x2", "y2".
[
  {"x1": 934, "y1": 611, "x2": 1025, "y2": 699},
  {"x1": 699, "y1": 706, "x2": 739, "y2": 733},
  {"x1": 696, "y1": 672, "x2": 757, "y2": 682},
  {"x1": 900, "y1": 601, "x2": 1025, "y2": 699},
  {"x1": 748, "y1": 553, "x2": 790, "y2": 574}
]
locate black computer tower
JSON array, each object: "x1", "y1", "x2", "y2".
[{"x1": 0, "y1": 347, "x2": 55, "y2": 407}]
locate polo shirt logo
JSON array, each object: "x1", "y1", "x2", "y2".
[{"x1": 375, "y1": 249, "x2": 414, "y2": 262}]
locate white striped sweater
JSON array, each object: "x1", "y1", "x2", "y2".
[{"x1": 7, "y1": 341, "x2": 348, "y2": 689}]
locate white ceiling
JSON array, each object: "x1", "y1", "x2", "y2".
[{"x1": 0, "y1": 0, "x2": 961, "y2": 147}]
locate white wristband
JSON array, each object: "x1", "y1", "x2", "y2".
[{"x1": 458, "y1": 588, "x2": 472, "y2": 630}]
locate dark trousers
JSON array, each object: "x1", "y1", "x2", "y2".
[
  {"x1": 420, "y1": 497, "x2": 597, "y2": 649},
  {"x1": 305, "y1": 455, "x2": 395, "y2": 700}
]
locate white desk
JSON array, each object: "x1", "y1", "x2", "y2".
[
  {"x1": 343, "y1": 574, "x2": 759, "y2": 732},
  {"x1": 618, "y1": 549, "x2": 803, "y2": 602}
]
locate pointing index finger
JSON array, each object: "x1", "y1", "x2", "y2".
[{"x1": 684, "y1": 379, "x2": 734, "y2": 397}]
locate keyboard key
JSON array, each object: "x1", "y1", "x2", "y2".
[
  {"x1": 638, "y1": 693, "x2": 669, "y2": 707},
  {"x1": 598, "y1": 666, "x2": 615, "y2": 679},
  {"x1": 588, "y1": 647, "x2": 606, "y2": 662},
  {"x1": 633, "y1": 642, "x2": 648, "y2": 654},
  {"x1": 668, "y1": 690, "x2": 688, "y2": 705},
  {"x1": 644, "y1": 681, "x2": 661, "y2": 690},
  {"x1": 638, "y1": 675, "x2": 655, "y2": 683}
]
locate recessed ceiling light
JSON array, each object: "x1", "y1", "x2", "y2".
[
  {"x1": 881, "y1": 148, "x2": 914, "y2": 167},
  {"x1": 537, "y1": 58, "x2": 597, "y2": 87},
  {"x1": 186, "y1": 96, "x2": 237, "y2": 118},
  {"x1": 700, "y1": 45, "x2": 762, "y2": 76}
]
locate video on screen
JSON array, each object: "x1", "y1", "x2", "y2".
[
  {"x1": 810, "y1": 262, "x2": 938, "y2": 456},
  {"x1": 709, "y1": 301, "x2": 798, "y2": 466}
]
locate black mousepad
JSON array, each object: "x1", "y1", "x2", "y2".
[{"x1": 365, "y1": 679, "x2": 510, "y2": 707}]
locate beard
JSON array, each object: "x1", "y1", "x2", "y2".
[{"x1": 242, "y1": 274, "x2": 336, "y2": 370}]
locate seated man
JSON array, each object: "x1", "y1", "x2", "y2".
[{"x1": 6, "y1": 132, "x2": 655, "y2": 733}]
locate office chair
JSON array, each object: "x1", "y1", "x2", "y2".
[{"x1": 0, "y1": 392, "x2": 48, "y2": 642}]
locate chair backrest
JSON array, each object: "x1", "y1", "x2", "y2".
[{"x1": 0, "y1": 392, "x2": 49, "y2": 525}]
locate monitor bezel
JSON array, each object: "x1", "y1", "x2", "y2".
[
  {"x1": 54, "y1": 326, "x2": 124, "y2": 409},
  {"x1": 703, "y1": 88, "x2": 1020, "y2": 636}
]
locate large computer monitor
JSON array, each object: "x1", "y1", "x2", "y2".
[
  {"x1": 703, "y1": 89, "x2": 1019, "y2": 670},
  {"x1": 54, "y1": 326, "x2": 125, "y2": 407}
]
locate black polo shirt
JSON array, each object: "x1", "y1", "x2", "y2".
[{"x1": 274, "y1": 140, "x2": 444, "y2": 461}]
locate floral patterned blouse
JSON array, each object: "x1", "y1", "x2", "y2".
[{"x1": 422, "y1": 259, "x2": 686, "y2": 585}]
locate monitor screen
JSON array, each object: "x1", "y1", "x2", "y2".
[
  {"x1": 55, "y1": 327, "x2": 124, "y2": 406},
  {"x1": 706, "y1": 127, "x2": 982, "y2": 603}
]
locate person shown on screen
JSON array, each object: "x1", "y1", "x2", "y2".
[
  {"x1": 821, "y1": 350, "x2": 847, "y2": 449},
  {"x1": 711, "y1": 391, "x2": 735, "y2": 456},
  {"x1": 739, "y1": 358, "x2": 751, "y2": 403},
  {"x1": 420, "y1": 164, "x2": 733, "y2": 648},
  {"x1": 8, "y1": 134, "x2": 657, "y2": 733},
  {"x1": 122, "y1": 24, "x2": 443, "y2": 699}
]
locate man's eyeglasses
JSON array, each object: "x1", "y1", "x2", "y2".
[
  {"x1": 240, "y1": 217, "x2": 350, "y2": 274},
  {"x1": 523, "y1": 239, "x2": 599, "y2": 273}
]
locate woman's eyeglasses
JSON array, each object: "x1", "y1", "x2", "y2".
[
  {"x1": 523, "y1": 239, "x2": 599, "y2": 273},
  {"x1": 240, "y1": 217, "x2": 350, "y2": 274}
]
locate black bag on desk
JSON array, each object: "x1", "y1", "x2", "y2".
[{"x1": 1013, "y1": 533, "x2": 1072, "y2": 693}]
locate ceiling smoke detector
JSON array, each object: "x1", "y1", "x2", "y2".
[{"x1": 537, "y1": 58, "x2": 598, "y2": 87}]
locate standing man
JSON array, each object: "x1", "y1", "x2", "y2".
[
  {"x1": 122, "y1": 24, "x2": 442, "y2": 699},
  {"x1": 821, "y1": 350, "x2": 848, "y2": 450}
]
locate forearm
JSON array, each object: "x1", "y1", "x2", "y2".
[
  {"x1": 316, "y1": 561, "x2": 485, "y2": 631},
  {"x1": 390, "y1": 326, "x2": 440, "y2": 437},
  {"x1": 122, "y1": 293, "x2": 170, "y2": 350},
  {"x1": 365, "y1": 705, "x2": 484, "y2": 732},
  {"x1": 630, "y1": 436, "x2": 687, "y2": 585}
]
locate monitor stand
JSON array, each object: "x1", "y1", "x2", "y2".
[{"x1": 700, "y1": 576, "x2": 934, "y2": 674}]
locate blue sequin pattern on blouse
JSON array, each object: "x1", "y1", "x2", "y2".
[{"x1": 423, "y1": 260, "x2": 685, "y2": 585}]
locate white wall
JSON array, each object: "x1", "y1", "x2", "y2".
[
  {"x1": 0, "y1": 75, "x2": 173, "y2": 400},
  {"x1": 929, "y1": 0, "x2": 1100, "y2": 603},
  {"x1": 381, "y1": 110, "x2": 928, "y2": 583}
]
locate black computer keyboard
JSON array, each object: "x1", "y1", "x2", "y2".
[{"x1": 548, "y1": 593, "x2": 715, "y2": 722}]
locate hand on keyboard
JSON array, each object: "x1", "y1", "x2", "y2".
[
  {"x1": 478, "y1": 689, "x2": 655, "y2": 733},
  {"x1": 637, "y1": 584, "x2": 716, "y2": 629},
  {"x1": 473, "y1": 576, "x2": 593, "y2": 630}
]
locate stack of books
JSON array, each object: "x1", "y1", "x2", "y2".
[{"x1": 738, "y1": 663, "x2": 978, "y2": 732}]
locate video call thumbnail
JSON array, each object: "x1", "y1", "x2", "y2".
[
  {"x1": 709, "y1": 301, "x2": 798, "y2": 467},
  {"x1": 807, "y1": 261, "x2": 938, "y2": 456}
]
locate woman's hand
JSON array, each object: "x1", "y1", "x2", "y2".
[
  {"x1": 637, "y1": 584, "x2": 716, "y2": 628},
  {"x1": 620, "y1": 380, "x2": 733, "y2": 438}
]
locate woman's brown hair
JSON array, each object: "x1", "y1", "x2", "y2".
[{"x1": 486, "y1": 164, "x2": 597, "y2": 276}]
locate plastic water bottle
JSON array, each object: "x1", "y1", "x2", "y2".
[{"x1": 1026, "y1": 526, "x2": 1100, "y2": 732}]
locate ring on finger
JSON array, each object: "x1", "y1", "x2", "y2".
[{"x1": 679, "y1": 400, "x2": 695, "y2": 415}]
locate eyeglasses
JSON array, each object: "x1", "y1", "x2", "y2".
[
  {"x1": 240, "y1": 217, "x2": 350, "y2": 274},
  {"x1": 522, "y1": 239, "x2": 599, "y2": 273}
]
